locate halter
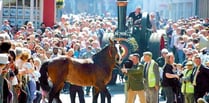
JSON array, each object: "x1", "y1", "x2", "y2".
[{"x1": 108, "y1": 43, "x2": 122, "y2": 64}]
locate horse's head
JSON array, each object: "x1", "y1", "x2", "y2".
[{"x1": 108, "y1": 39, "x2": 123, "y2": 64}]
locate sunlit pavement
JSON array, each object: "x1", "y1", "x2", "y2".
[{"x1": 60, "y1": 83, "x2": 166, "y2": 103}]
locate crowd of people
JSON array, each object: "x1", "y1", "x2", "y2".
[
  {"x1": 159, "y1": 16, "x2": 209, "y2": 103},
  {"x1": 0, "y1": 6, "x2": 208, "y2": 103},
  {"x1": 0, "y1": 13, "x2": 118, "y2": 103},
  {"x1": 121, "y1": 6, "x2": 209, "y2": 103}
]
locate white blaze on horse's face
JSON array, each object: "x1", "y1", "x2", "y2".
[{"x1": 115, "y1": 43, "x2": 122, "y2": 64}]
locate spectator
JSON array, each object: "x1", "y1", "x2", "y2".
[
  {"x1": 172, "y1": 26, "x2": 182, "y2": 63},
  {"x1": 14, "y1": 26, "x2": 26, "y2": 40},
  {"x1": 191, "y1": 54, "x2": 209, "y2": 102},
  {"x1": 181, "y1": 61, "x2": 195, "y2": 103},
  {"x1": 199, "y1": 48, "x2": 209, "y2": 66},
  {"x1": 1, "y1": 19, "x2": 12, "y2": 32},
  {"x1": 66, "y1": 48, "x2": 74, "y2": 57},
  {"x1": 203, "y1": 18, "x2": 209, "y2": 27},
  {"x1": 162, "y1": 53, "x2": 179, "y2": 103},
  {"x1": 165, "y1": 22, "x2": 173, "y2": 50},
  {"x1": 72, "y1": 43, "x2": 81, "y2": 59},
  {"x1": 50, "y1": 47, "x2": 60, "y2": 59},
  {"x1": 156, "y1": 48, "x2": 168, "y2": 100},
  {"x1": 32, "y1": 58, "x2": 42, "y2": 103},
  {"x1": 156, "y1": 48, "x2": 168, "y2": 67},
  {"x1": 26, "y1": 58, "x2": 37, "y2": 103},
  {"x1": 150, "y1": 12, "x2": 157, "y2": 32},
  {"x1": 0, "y1": 54, "x2": 10, "y2": 103},
  {"x1": 176, "y1": 36, "x2": 186, "y2": 63},
  {"x1": 81, "y1": 46, "x2": 95, "y2": 59},
  {"x1": 39, "y1": 22, "x2": 46, "y2": 34},
  {"x1": 8, "y1": 50, "x2": 19, "y2": 103}
]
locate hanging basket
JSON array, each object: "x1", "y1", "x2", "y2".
[{"x1": 56, "y1": 0, "x2": 64, "y2": 9}]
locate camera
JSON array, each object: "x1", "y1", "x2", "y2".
[{"x1": 123, "y1": 60, "x2": 133, "y2": 68}]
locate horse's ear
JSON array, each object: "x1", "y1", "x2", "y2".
[{"x1": 109, "y1": 38, "x2": 114, "y2": 45}]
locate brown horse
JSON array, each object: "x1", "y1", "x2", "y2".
[{"x1": 39, "y1": 39, "x2": 122, "y2": 103}]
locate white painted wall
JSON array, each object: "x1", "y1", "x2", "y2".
[{"x1": 142, "y1": 0, "x2": 196, "y2": 21}]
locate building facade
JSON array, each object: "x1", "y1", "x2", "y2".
[
  {"x1": 196, "y1": 0, "x2": 209, "y2": 18},
  {"x1": 0, "y1": 0, "x2": 56, "y2": 28},
  {"x1": 0, "y1": 0, "x2": 207, "y2": 29},
  {"x1": 142, "y1": 0, "x2": 196, "y2": 21}
]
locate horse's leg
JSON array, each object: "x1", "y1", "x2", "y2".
[
  {"x1": 77, "y1": 86, "x2": 85, "y2": 103},
  {"x1": 54, "y1": 91, "x2": 62, "y2": 103},
  {"x1": 95, "y1": 81, "x2": 111, "y2": 103},
  {"x1": 48, "y1": 87, "x2": 55, "y2": 103},
  {"x1": 48, "y1": 88, "x2": 61, "y2": 103},
  {"x1": 92, "y1": 87, "x2": 99, "y2": 103},
  {"x1": 48, "y1": 82, "x2": 64, "y2": 103},
  {"x1": 100, "y1": 91, "x2": 106, "y2": 103},
  {"x1": 54, "y1": 82, "x2": 65, "y2": 103},
  {"x1": 103, "y1": 87, "x2": 111, "y2": 103}
]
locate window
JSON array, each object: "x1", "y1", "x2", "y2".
[
  {"x1": 25, "y1": 0, "x2": 30, "y2": 7},
  {"x1": 3, "y1": 0, "x2": 10, "y2": 6},
  {"x1": 10, "y1": 0, "x2": 17, "y2": 7},
  {"x1": 18, "y1": 0, "x2": 23, "y2": 6},
  {"x1": 2, "y1": 0, "x2": 41, "y2": 28}
]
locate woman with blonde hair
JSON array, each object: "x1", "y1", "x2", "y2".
[{"x1": 15, "y1": 50, "x2": 32, "y2": 103}]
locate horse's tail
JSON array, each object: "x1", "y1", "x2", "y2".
[{"x1": 39, "y1": 61, "x2": 51, "y2": 92}]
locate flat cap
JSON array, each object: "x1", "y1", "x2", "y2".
[
  {"x1": 143, "y1": 51, "x2": 152, "y2": 57},
  {"x1": 131, "y1": 53, "x2": 140, "y2": 58},
  {"x1": 161, "y1": 48, "x2": 168, "y2": 54},
  {"x1": 186, "y1": 61, "x2": 193, "y2": 66}
]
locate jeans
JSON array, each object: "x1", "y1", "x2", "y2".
[
  {"x1": 27, "y1": 80, "x2": 36, "y2": 103},
  {"x1": 33, "y1": 91, "x2": 42, "y2": 103},
  {"x1": 85, "y1": 86, "x2": 91, "y2": 95}
]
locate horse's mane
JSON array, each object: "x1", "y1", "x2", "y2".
[
  {"x1": 92, "y1": 44, "x2": 113, "y2": 64},
  {"x1": 92, "y1": 45, "x2": 109, "y2": 61}
]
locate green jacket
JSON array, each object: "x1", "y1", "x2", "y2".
[{"x1": 125, "y1": 63, "x2": 144, "y2": 91}]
